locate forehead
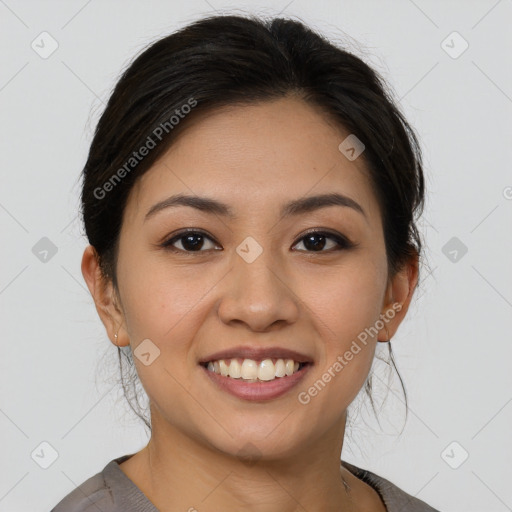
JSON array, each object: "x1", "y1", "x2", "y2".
[{"x1": 124, "y1": 96, "x2": 381, "y2": 226}]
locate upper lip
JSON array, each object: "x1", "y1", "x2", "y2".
[{"x1": 198, "y1": 345, "x2": 314, "y2": 364}]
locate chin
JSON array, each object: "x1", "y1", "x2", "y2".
[{"x1": 206, "y1": 428, "x2": 305, "y2": 464}]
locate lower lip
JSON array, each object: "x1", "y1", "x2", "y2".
[{"x1": 200, "y1": 363, "x2": 312, "y2": 401}]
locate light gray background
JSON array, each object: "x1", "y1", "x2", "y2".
[{"x1": 1, "y1": 1, "x2": 511, "y2": 511}]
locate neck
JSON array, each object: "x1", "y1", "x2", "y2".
[{"x1": 127, "y1": 411, "x2": 357, "y2": 512}]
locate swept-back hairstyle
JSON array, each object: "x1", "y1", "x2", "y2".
[{"x1": 81, "y1": 14, "x2": 425, "y2": 433}]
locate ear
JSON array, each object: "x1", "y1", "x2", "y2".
[
  {"x1": 81, "y1": 245, "x2": 129, "y2": 347},
  {"x1": 377, "y1": 250, "x2": 419, "y2": 342}
]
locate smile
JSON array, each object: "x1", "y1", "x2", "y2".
[{"x1": 200, "y1": 359, "x2": 312, "y2": 401}]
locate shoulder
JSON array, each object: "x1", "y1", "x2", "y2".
[
  {"x1": 50, "y1": 468, "x2": 114, "y2": 512},
  {"x1": 50, "y1": 454, "x2": 156, "y2": 512},
  {"x1": 342, "y1": 460, "x2": 442, "y2": 512}
]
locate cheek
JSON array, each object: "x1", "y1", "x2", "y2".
[
  {"x1": 295, "y1": 283, "x2": 381, "y2": 421},
  {"x1": 117, "y1": 245, "x2": 194, "y2": 335},
  {"x1": 116, "y1": 251, "x2": 219, "y2": 384},
  {"x1": 115, "y1": 257, "x2": 206, "y2": 412},
  {"x1": 304, "y1": 261, "x2": 386, "y2": 340},
  {"x1": 120, "y1": 278, "x2": 204, "y2": 354},
  {"x1": 299, "y1": 260, "x2": 386, "y2": 392}
]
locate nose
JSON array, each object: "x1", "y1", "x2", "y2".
[{"x1": 217, "y1": 247, "x2": 300, "y2": 332}]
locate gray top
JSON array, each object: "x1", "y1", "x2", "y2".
[{"x1": 50, "y1": 454, "x2": 441, "y2": 511}]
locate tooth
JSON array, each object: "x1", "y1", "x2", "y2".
[
  {"x1": 241, "y1": 359, "x2": 258, "y2": 380},
  {"x1": 219, "y1": 359, "x2": 229, "y2": 376},
  {"x1": 258, "y1": 359, "x2": 276, "y2": 381},
  {"x1": 275, "y1": 359, "x2": 286, "y2": 377},
  {"x1": 207, "y1": 357, "x2": 304, "y2": 380},
  {"x1": 228, "y1": 359, "x2": 241, "y2": 378}
]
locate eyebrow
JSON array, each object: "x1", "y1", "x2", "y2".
[{"x1": 144, "y1": 192, "x2": 367, "y2": 222}]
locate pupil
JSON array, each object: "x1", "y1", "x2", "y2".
[
  {"x1": 183, "y1": 234, "x2": 203, "y2": 250},
  {"x1": 304, "y1": 234, "x2": 326, "y2": 251}
]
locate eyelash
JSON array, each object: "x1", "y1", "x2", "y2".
[{"x1": 160, "y1": 228, "x2": 355, "y2": 254}]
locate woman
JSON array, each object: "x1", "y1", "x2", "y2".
[{"x1": 52, "y1": 13, "x2": 440, "y2": 512}]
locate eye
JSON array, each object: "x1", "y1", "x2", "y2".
[
  {"x1": 161, "y1": 229, "x2": 220, "y2": 253},
  {"x1": 161, "y1": 229, "x2": 355, "y2": 254},
  {"x1": 292, "y1": 230, "x2": 354, "y2": 253}
]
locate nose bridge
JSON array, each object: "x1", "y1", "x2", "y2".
[
  {"x1": 217, "y1": 234, "x2": 299, "y2": 329},
  {"x1": 234, "y1": 233, "x2": 284, "y2": 297}
]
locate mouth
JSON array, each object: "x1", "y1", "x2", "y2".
[
  {"x1": 198, "y1": 355, "x2": 313, "y2": 401},
  {"x1": 199, "y1": 358, "x2": 311, "y2": 382}
]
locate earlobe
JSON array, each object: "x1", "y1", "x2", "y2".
[{"x1": 377, "y1": 303, "x2": 402, "y2": 343}]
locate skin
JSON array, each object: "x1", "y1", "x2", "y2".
[{"x1": 82, "y1": 95, "x2": 418, "y2": 512}]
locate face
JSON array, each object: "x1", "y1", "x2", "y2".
[{"x1": 92, "y1": 96, "x2": 407, "y2": 460}]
